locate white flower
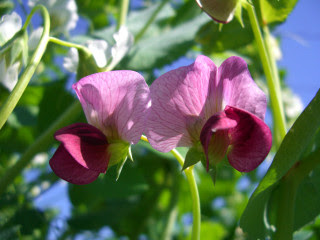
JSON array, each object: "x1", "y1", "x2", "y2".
[
  {"x1": 28, "y1": 27, "x2": 43, "y2": 51},
  {"x1": 63, "y1": 47, "x2": 78, "y2": 72},
  {"x1": 283, "y1": 88, "x2": 303, "y2": 119},
  {"x1": 269, "y1": 34, "x2": 282, "y2": 61},
  {"x1": 28, "y1": 0, "x2": 78, "y2": 35},
  {"x1": 108, "y1": 25, "x2": 134, "y2": 70},
  {"x1": 86, "y1": 40, "x2": 111, "y2": 68},
  {"x1": 63, "y1": 39, "x2": 111, "y2": 72},
  {"x1": 63, "y1": 26, "x2": 133, "y2": 73},
  {"x1": 0, "y1": 59, "x2": 20, "y2": 91},
  {"x1": 0, "y1": 12, "x2": 22, "y2": 46}
]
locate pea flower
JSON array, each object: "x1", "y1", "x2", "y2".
[
  {"x1": 0, "y1": 12, "x2": 22, "y2": 46},
  {"x1": 49, "y1": 71, "x2": 150, "y2": 184},
  {"x1": 0, "y1": 12, "x2": 25, "y2": 91},
  {"x1": 146, "y1": 55, "x2": 272, "y2": 172},
  {"x1": 63, "y1": 26, "x2": 133, "y2": 72},
  {"x1": 195, "y1": 0, "x2": 239, "y2": 24},
  {"x1": 28, "y1": 0, "x2": 78, "y2": 35}
]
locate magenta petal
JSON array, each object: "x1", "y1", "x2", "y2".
[
  {"x1": 200, "y1": 111, "x2": 237, "y2": 170},
  {"x1": 146, "y1": 55, "x2": 218, "y2": 152},
  {"x1": 218, "y1": 56, "x2": 267, "y2": 120},
  {"x1": 225, "y1": 106, "x2": 272, "y2": 172},
  {"x1": 49, "y1": 145, "x2": 100, "y2": 185},
  {"x1": 54, "y1": 123, "x2": 109, "y2": 173},
  {"x1": 73, "y1": 71, "x2": 149, "y2": 144}
]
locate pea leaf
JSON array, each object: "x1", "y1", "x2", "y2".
[
  {"x1": 255, "y1": 0, "x2": 299, "y2": 25},
  {"x1": 122, "y1": 14, "x2": 209, "y2": 71},
  {"x1": 240, "y1": 89, "x2": 320, "y2": 239},
  {"x1": 196, "y1": 10, "x2": 253, "y2": 54}
]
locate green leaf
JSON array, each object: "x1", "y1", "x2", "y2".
[
  {"x1": 122, "y1": 14, "x2": 209, "y2": 71},
  {"x1": 240, "y1": 90, "x2": 320, "y2": 239},
  {"x1": 0, "y1": 1, "x2": 14, "y2": 17},
  {"x1": 92, "y1": 2, "x2": 175, "y2": 43},
  {"x1": 196, "y1": 10, "x2": 253, "y2": 54},
  {"x1": 69, "y1": 162, "x2": 148, "y2": 207},
  {"x1": 199, "y1": 221, "x2": 227, "y2": 240},
  {"x1": 255, "y1": 0, "x2": 299, "y2": 25},
  {"x1": 37, "y1": 80, "x2": 74, "y2": 133},
  {"x1": 75, "y1": 0, "x2": 115, "y2": 30},
  {"x1": 294, "y1": 164, "x2": 320, "y2": 231}
]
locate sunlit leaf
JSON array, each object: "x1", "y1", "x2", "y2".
[
  {"x1": 240, "y1": 90, "x2": 320, "y2": 238},
  {"x1": 257, "y1": 0, "x2": 299, "y2": 25}
]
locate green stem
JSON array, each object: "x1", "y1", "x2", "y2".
[
  {"x1": 185, "y1": 166, "x2": 201, "y2": 240},
  {"x1": 135, "y1": 0, "x2": 169, "y2": 43},
  {"x1": 118, "y1": 0, "x2": 130, "y2": 29},
  {"x1": 0, "y1": 102, "x2": 82, "y2": 196},
  {"x1": 49, "y1": 37, "x2": 91, "y2": 55},
  {"x1": 160, "y1": 164, "x2": 180, "y2": 240},
  {"x1": 0, "y1": 5, "x2": 50, "y2": 130},
  {"x1": 263, "y1": 25, "x2": 284, "y2": 145},
  {"x1": 140, "y1": 136, "x2": 201, "y2": 240},
  {"x1": 245, "y1": 3, "x2": 286, "y2": 146}
]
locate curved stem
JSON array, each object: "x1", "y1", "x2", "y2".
[
  {"x1": 0, "y1": 5, "x2": 50, "y2": 130},
  {"x1": 140, "y1": 136, "x2": 201, "y2": 240},
  {"x1": 0, "y1": 102, "x2": 82, "y2": 196},
  {"x1": 185, "y1": 166, "x2": 201, "y2": 240},
  {"x1": 245, "y1": 3, "x2": 286, "y2": 146},
  {"x1": 49, "y1": 37, "x2": 91, "y2": 55}
]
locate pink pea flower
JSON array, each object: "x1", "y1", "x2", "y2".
[
  {"x1": 146, "y1": 55, "x2": 272, "y2": 172},
  {"x1": 49, "y1": 71, "x2": 150, "y2": 184}
]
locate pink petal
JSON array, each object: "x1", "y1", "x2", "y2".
[
  {"x1": 200, "y1": 111, "x2": 237, "y2": 170},
  {"x1": 73, "y1": 71, "x2": 150, "y2": 144},
  {"x1": 54, "y1": 123, "x2": 109, "y2": 173},
  {"x1": 49, "y1": 145, "x2": 100, "y2": 185},
  {"x1": 218, "y1": 56, "x2": 267, "y2": 120},
  {"x1": 225, "y1": 106, "x2": 272, "y2": 172},
  {"x1": 146, "y1": 55, "x2": 219, "y2": 152}
]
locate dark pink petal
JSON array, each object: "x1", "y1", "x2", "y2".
[
  {"x1": 146, "y1": 55, "x2": 219, "y2": 152},
  {"x1": 54, "y1": 123, "x2": 109, "y2": 173},
  {"x1": 49, "y1": 145, "x2": 100, "y2": 185},
  {"x1": 225, "y1": 106, "x2": 272, "y2": 172},
  {"x1": 218, "y1": 56, "x2": 267, "y2": 120},
  {"x1": 73, "y1": 71, "x2": 150, "y2": 144},
  {"x1": 200, "y1": 111, "x2": 237, "y2": 170}
]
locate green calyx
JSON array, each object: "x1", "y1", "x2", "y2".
[
  {"x1": 107, "y1": 141, "x2": 132, "y2": 180},
  {"x1": 76, "y1": 48, "x2": 100, "y2": 80},
  {"x1": 183, "y1": 142, "x2": 205, "y2": 171}
]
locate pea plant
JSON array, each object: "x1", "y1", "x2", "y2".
[{"x1": 0, "y1": 0, "x2": 319, "y2": 239}]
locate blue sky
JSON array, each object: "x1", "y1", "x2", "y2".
[{"x1": 277, "y1": 0, "x2": 320, "y2": 106}]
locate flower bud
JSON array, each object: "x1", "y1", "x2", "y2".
[{"x1": 195, "y1": 0, "x2": 240, "y2": 23}]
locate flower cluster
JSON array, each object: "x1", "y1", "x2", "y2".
[
  {"x1": 50, "y1": 55, "x2": 272, "y2": 184},
  {"x1": 0, "y1": 12, "x2": 43, "y2": 91},
  {"x1": 63, "y1": 26, "x2": 134, "y2": 72}
]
